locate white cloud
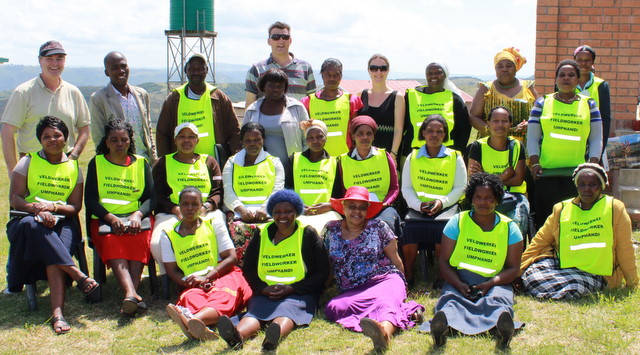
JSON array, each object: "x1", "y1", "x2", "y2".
[{"x1": 1, "y1": 0, "x2": 537, "y2": 78}]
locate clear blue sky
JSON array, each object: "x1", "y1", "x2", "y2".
[{"x1": 1, "y1": 0, "x2": 537, "y2": 78}]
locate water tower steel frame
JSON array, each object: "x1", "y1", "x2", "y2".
[{"x1": 165, "y1": 1, "x2": 217, "y2": 93}]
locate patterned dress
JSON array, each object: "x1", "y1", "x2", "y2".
[{"x1": 323, "y1": 219, "x2": 423, "y2": 331}]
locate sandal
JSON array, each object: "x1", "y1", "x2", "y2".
[
  {"x1": 121, "y1": 297, "x2": 139, "y2": 315},
  {"x1": 218, "y1": 315, "x2": 243, "y2": 349},
  {"x1": 187, "y1": 318, "x2": 218, "y2": 340},
  {"x1": 136, "y1": 300, "x2": 149, "y2": 315},
  {"x1": 360, "y1": 318, "x2": 390, "y2": 352},
  {"x1": 51, "y1": 316, "x2": 70, "y2": 335},
  {"x1": 76, "y1": 276, "x2": 99, "y2": 297},
  {"x1": 166, "y1": 304, "x2": 194, "y2": 340}
]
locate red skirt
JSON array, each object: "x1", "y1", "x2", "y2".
[
  {"x1": 177, "y1": 266, "x2": 253, "y2": 316},
  {"x1": 90, "y1": 216, "x2": 154, "y2": 265}
]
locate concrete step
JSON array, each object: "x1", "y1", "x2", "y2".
[
  {"x1": 620, "y1": 187, "x2": 640, "y2": 209},
  {"x1": 618, "y1": 168, "x2": 640, "y2": 186},
  {"x1": 627, "y1": 208, "x2": 640, "y2": 230}
]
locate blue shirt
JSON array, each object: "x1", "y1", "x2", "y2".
[{"x1": 443, "y1": 211, "x2": 523, "y2": 245}]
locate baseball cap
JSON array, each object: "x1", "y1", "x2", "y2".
[
  {"x1": 174, "y1": 122, "x2": 199, "y2": 138},
  {"x1": 39, "y1": 40, "x2": 66, "y2": 57}
]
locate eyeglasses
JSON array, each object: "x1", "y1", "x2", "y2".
[
  {"x1": 269, "y1": 34, "x2": 291, "y2": 41},
  {"x1": 369, "y1": 65, "x2": 388, "y2": 72}
]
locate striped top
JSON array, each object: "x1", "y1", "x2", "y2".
[{"x1": 245, "y1": 52, "x2": 316, "y2": 101}]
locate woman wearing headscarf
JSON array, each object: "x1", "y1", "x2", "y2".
[
  {"x1": 285, "y1": 119, "x2": 342, "y2": 233},
  {"x1": 403, "y1": 62, "x2": 471, "y2": 154},
  {"x1": 520, "y1": 163, "x2": 637, "y2": 299},
  {"x1": 335, "y1": 115, "x2": 401, "y2": 232},
  {"x1": 469, "y1": 47, "x2": 539, "y2": 141},
  {"x1": 301, "y1": 58, "x2": 363, "y2": 157},
  {"x1": 573, "y1": 45, "x2": 612, "y2": 149}
]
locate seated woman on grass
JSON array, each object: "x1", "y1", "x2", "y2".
[
  {"x1": 421, "y1": 173, "x2": 524, "y2": 350},
  {"x1": 163, "y1": 186, "x2": 252, "y2": 341},
  {"x1": 520, "y1": 163, "x2": 638, "y2": 299}
]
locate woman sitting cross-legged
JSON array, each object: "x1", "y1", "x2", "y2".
[
  {"x1": 420, "y1": 173, "x2": 524, "y2": 350},
  {"x1": 7, "y1": 116, "x2": 99, "y2": 334},
  {"x1": 324, "y1": 186, "x2": 424, "y2": 352},
  {"x1": 217, "y1": 190, "x2": 330, "y2": 352},
  {"x1": 85, "y1": 118, "x2": 156, "y2": 315},
  {"x1": 519, "y1": 163, "x2": 638, "y2": 299},
  {"x1": 163, "y1": 186, "x2": 252, "y2": 340}
]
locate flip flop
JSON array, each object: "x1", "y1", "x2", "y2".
[
  {"x1": 51, "y1": 316, "x2": 70, "y2": 335},
  {"x1": 187, "y1": 318, "x2": 218, "y2": 340},
  {"x1": 121, "y1": 297, "x2": 139, "y2": 315},
  {"x1": 136, "y1": 300, "x2": 149, "y2": 315},
  {"x1": 166, "y1": 304, "x2": 194, "y2": 340}
]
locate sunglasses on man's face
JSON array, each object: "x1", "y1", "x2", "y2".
[
  {"x1": 369, "y1": 65, "x2": 388, "y2": 72},
  {"x1": 270, "y1": 34, "x2": 291, "y2": 41}
]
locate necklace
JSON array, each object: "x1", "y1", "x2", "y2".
[
  {"x1": 496, "y1": 79, "x2": 518, "y2": 89},
  {"x1": 555, "y1": 93, "x2": 577, "y2": 103}
]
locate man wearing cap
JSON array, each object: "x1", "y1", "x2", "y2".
[
  {"x1": 1, "y1": 40, "x2": 90, "y2": 178},
  {"x1": 89, "y1": 51, "x2": 157, "y2": 163},
  {"x1": 156, "y1": 53, "x2": 241, "y2": 158},
  {"x1": 244, "y1": 21, "x2": 316, "y2": 108}
]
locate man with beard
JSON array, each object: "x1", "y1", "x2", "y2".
[
  {"x1": 89, "y1": 51, "x2": 157, "y2": 163},
  {"x1": 156, "y1": 53, "x2": 241, "y2": 158}
]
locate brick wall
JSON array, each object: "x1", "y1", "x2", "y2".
[{"x1": 536, "y1": 0, "x2": 640, "y2": 131}]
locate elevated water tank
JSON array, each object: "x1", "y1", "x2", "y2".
[{"x1": 169, "y1": 0, "x2": 214, "y2": 32}]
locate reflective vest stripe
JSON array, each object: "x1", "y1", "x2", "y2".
[
  {"x1": 101, "y1": 198, "x2": 130, "y2": 205},
  {"x1": 458, "y1": 262, "x2": 496, "y2": 275},
  {"x1": 549, "y1": 132, "x2": 581, "y2": 141},
  {"x1": 570, "y1": 242, "x2": 606, "y2": 251}
]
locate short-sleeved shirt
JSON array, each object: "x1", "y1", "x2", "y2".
[
  {"x1": 245, "y1": 53, "x2": 316, "y2": 101},
  {"x1": 323, "y1": 219, "x2": 400, "y2": 292},
  {"x1": 159, "y1": 213, "x2": 235, "y2": 264},
  {"x1": 1, "y1": 76, "x2": 90, "y2": 154},
  {"x1": 443, "y1": 212, "x2": 523, "y2": 245}
]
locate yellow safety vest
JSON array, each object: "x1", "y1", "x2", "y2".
[
  {"x1": 166, "y1": 153, "x2": 211, "y2": 204},
  {"x1": 308, "y1": 94, "x2": 351, "y2": 156},
  {"x1": 406, "y1": 87, "x2": 455, "y2": 148},
  {"x1": 539, "y1": 94, "x2": 591, "y2": 169},
  {"x1": 575, "y1": 76, "x2": 604, "y2": 108},
  {"x1": 340, "y1": 149, "x2": 390, "y2": 202},
  {"x1": 25, "y1": 153, "x2": 78, "y2": 204},
  {"x1": 166, "y1": 218, "x2": 219, "y2": 276},
  {"x1": 409, "y1": 148, "x2": 457, "y2": 202},
  {"x1": 476, "y1": 137, "x2": 526, "y2": 193},
  {"x1": 449, "y1": 211, "x2": 510, "y2": 277},
  {"x1": 257, "y1": 221, "x2": 306, "y2": 285},
  {"x1": 232, "y1": 156, "x2": 276, "y2": 206},
  {"x1": 558, "y1": 196, "x2": 614, "y2": 276},
  {"x1": 95, "y1": 154, "x2": 145, "y2": 216},
  {"x1": 176, "y1": 83, "x2": 217, "y2": 157},
  {"x1": 292, "y1": 152, "x2": 337, "y2": 206}
]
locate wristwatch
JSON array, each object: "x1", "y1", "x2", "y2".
[{"x1": 69, "y1": 153, "x2": 79, "y2": 160}]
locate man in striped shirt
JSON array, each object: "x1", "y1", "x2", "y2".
[{"x1": 244, "y1": 21, "x2": 316, "y2": 108}]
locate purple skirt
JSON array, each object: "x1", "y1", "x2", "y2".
[{"x1": 325, "y1": 272, "x2": 424, "y2": 332}]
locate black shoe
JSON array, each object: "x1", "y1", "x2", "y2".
[
  {"x1": 261, "y1": 322, "x2": 281, "y2": 352},
  {"x1": 430, "y1": 311, "x2": 448, "y2": 348},
  {"x1": 496, "y1": 311, "x2": 515, "y2": 349},
  {"x1": 218, "y1": 315, "x2": 243, "y2": 350}
]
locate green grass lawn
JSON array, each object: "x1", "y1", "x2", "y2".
[{"x1": 0, "y1": 141, "x2": 639, "y2": 354}]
